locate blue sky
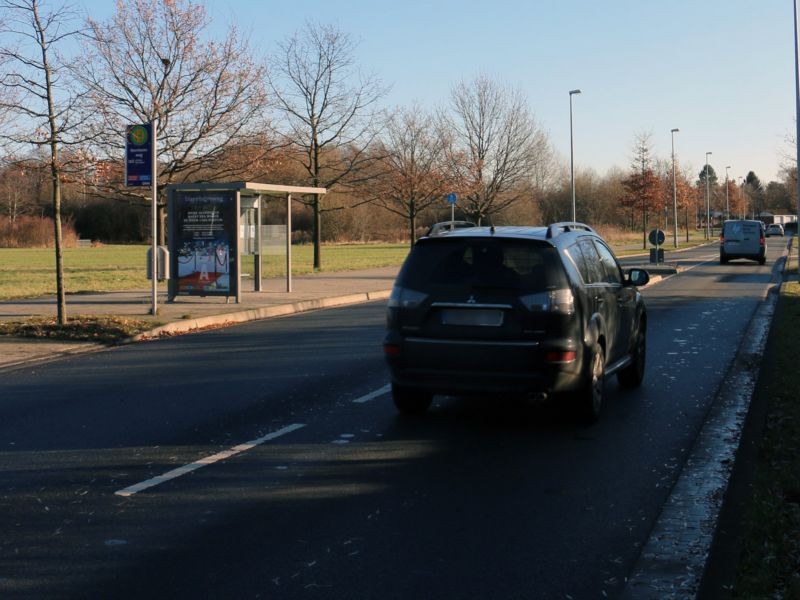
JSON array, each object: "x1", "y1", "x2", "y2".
[{"x1": 80, "y1": 0, "x2": 797, "y2": 184}]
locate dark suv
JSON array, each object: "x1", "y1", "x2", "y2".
[{"x1": 383, "y1": 223, "x2": 649, "y2": 422}]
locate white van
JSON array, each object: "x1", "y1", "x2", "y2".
[{"x1": 720, "y1": 220, "x2": 766, "y2": 265}]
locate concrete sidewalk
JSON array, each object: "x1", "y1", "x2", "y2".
[{"x1": 0, "y1": 266, "x2": 400, "y2": 370}]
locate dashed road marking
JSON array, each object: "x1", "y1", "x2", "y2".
[
  {"x1": 351, "y1": 384, "x2": 390, "y2": 404},
  {"x1": 115, "y1": 423, "x2": 306, "y2": 497}
]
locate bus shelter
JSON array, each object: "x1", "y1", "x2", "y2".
[{"x1": 166, "y1": 182, "x2": 326, "y2": 303}]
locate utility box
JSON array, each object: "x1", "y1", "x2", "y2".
[{"x1": 147, "y1": 245, "x2": 170, "y2": 281}]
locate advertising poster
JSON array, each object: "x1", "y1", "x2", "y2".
[{"x1": 174, "y1": 191, "x2": 236, "y2": 296}]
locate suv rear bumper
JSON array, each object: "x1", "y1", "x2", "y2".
[
  {"x1": 720, "y1": 249, "x2": 765, "y2": 261},
  {"x1": 384, "y1": 334, "x2": 587, "y2": 396}
]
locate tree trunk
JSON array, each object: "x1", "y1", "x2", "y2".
[
  {"x1": 642, "y1": 199, "x2": 647, "y2": 250},
  {"x1": 312, "y1": 141, "x2": 321, "y2": 271},
  {"x1": 409, "y1": 210, "x2": 417, "y2": 247},
  {"x1": 685, "y1": 207, "x2": 689, "y2": 243},
  {"x1": 313, "y1": 194, "x2": 321, "y2": 270},
  {"x1": 40, "y1": 8, "x2": 66, "y2": 325},
  {"x1": 52, "y1": 164, "x2": 66, "y2": 325},
  {"x1": 158, "y1": 202, "x2": 167, "y2": 247}
]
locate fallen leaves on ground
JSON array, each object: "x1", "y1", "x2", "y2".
[{"x1": 0, "y1": 315, "x2": 156, "y2": 344}]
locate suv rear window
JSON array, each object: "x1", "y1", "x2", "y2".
[{"x1": 397, "y1": 238, "x2": 567, "y2": 292}]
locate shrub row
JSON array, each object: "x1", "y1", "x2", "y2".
[{"x1": 0, "y1": 215, "x2": 79, "y2": 248}]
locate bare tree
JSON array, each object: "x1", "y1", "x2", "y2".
[
  {"x1": 370, "y1": 106, "x2": 450, "y2": 245},
  {"x1": 268, "y1": 21, "x2": 387, "y2": 269},
  {"x1": 442, "y1": 74, "x2": 551, "y2": 225},
  {"x1": 0, "y1": 0, "x2": 85, "y2": 324},
  {"x1": 74, "y1": 0, "x2": 272, "y2": 243},
  {"x1": 0, "y1": 156, "x2": 40, "y2": 223}
]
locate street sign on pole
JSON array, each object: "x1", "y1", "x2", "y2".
[
  {"x1": 446, "y1": 193, "x2": 457, "y2": 230},
  {"x1": 125, "y1": 123, "x2": 153, "y2": 187}
]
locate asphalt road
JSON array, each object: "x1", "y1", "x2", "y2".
[{"x1": 0, "y1": 242, "x2": 785, "y2": 599}]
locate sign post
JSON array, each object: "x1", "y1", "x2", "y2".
[
  {"x1": 648, "y1": 228, "x2": 666, "y2": 264},
  {"x1": 447, "y1": 193, "x2": 457, "y2": 230},
  {"x1": 126, "y1": 122, "x2": 158, "y2": 315}
]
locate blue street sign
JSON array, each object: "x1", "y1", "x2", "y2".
[
  {"x1": 446, "y1": 193, "x2": 457, "y2": 205},
  {"x1": 126, "y1": 123, "x2": 153, "y2": 187}
]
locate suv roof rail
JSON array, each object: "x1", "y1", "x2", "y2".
[{"x1": 545, "y1": 221, "x2": 596, "y2": 239}]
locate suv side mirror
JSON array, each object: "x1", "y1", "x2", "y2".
[{"x1": 626, "y1": 268, "x2": 650, "y2": 287}]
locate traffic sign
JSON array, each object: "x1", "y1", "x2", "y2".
[
  {"x1": 648, "y1": 228, "x2": 666, "y2": 246},
  {"x1": 446, "y1": 193, "x2": 457, "y2": 205},
  {"x1": 126, "y1": 123, "x2": 153, "y2": 187}
]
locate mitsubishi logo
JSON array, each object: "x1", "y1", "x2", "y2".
[{"x1": 467, "y1": 295, "x2": 477, "y2": 304}]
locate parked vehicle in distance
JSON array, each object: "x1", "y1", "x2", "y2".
[
  {"x1": 765, "y1": 223, "x2": 784, "y2": 237},
  {"x1": 425, "y1": 221, "x2": 476, "y2": 237},
  {"x1": 720, "y1": 219, "x2": 766, "y2": 265},
  {"x1": 383, "y1": 223, "x2": 650, "y2": 423}
]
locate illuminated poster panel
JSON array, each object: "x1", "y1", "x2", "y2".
[{"x1": 173, "y1": 191, "x2": 237, "y2": 297}]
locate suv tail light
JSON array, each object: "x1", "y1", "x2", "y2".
[
  {"x1": 387, "y1": 286, "x2": 428, "y2": 309},
  {"x1": 759, "y1": 234, "x2": 765, "y2": 246},
  {"x1": 545, "y1": 350, "x2": 577, "y2": 363},
  {"x1": 520, "y1": 289, "x2": 575, "y2": 315}
]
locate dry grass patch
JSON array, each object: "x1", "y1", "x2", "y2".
[{"x1": 0, "y1": 315, "x2": 156, "y2": 344}]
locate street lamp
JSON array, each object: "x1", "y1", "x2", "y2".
[
  {"x1": 705, "y1": 151, "x2": 712, "y2": 239},
  {"x1": 671, "y1": 128, "x2": 679, "y2": 248},
  {"x1": 569, "y1": 89, "x2": 581, "y2": 222},
  {"x1": 725, "y1": 165, "x2": 731, "y2": 221},
  {"x1": 149, "y1": 56, "x2": 171, "y2": 316},
  {"x1": 795, "y1": 0, "x2": 800, "y2": 258}
]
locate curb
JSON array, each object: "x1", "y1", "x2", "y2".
[{"x1": 129, "y1": 290, "x2": 393, "y2": 341}]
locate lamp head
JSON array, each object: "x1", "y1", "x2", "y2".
[
  {"x1": 671, "y1": 128, "x2": 679, "y2": 133},
  {"x1": 569, "y1": 89, "x2": 582, "y2": 95}
]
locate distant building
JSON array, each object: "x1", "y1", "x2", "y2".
[{"x1": 756, "y1": 211, "x2": 797, "y2": 225}]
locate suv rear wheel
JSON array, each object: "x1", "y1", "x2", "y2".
[
  {"x1": 392, "y1": 384, "x2": 433, "y2": 415},
  {"x1": 575, "y1": 342, "x2": 605, "y2": 423},
  {"x1": 618, "y1": 326, "x2": 646, "y2": 389}
]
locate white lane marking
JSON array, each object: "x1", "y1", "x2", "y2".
[
  {"x1": 115, "y1": 423, "x2": 306, "y2": 497},
  {"x1": 351, "y1": 384, "x2": 390, "y2": 404}
]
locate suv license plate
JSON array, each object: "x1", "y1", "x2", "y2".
[{"x1": 441, "y1": 309, "x2": 504, "y2": 327}]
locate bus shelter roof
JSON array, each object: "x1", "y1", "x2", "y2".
[{"x1": 166, "y1": 182, "x2": 326, "y2": 196}]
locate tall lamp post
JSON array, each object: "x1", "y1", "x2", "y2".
[
  {"x1": 705, "y1": 151, "x2": 713, "y2": 239},
  {"x1": 569, "y1": 89, "x2": 581, "y2": 222},
  {"x1": 725, "y1": 165, "x2": 731, "y2": 221},
  {"x1": 671, "y1": 128, "x2": 679, "y2": 248},
  {"x1": 795, "y1": 0, "x2": 800, "y2": 264},
  {"x1": 149, "y1": 57, "x2": 170, "y2": 316}
]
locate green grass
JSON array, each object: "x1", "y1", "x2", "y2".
[
  {"x1": 0, "y1": 243, "x2": 411, "y2": 301},
  {"x1": 1, "y1": 233, "x2": 715, "y2": 301},
  {"x1": 734, "y1": 243, "x2": 800, "y2": 598}
]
